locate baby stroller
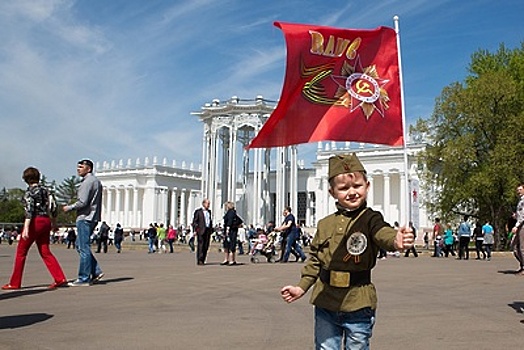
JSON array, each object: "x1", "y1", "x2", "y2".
[{"x1": 249, "y1": 231, "x2": 278, "y2": 263}]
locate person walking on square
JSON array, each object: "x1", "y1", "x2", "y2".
[
  {"x1": 96, "y1": 221, "x2": 110, "y2": 253},
  {"x1": 275, "y1": 206, "x2": 306, "y2": 263},
  {"x1": 404, "y1": 221, "x2": 419, "y2": 257},
  {"x1": 67, "y1": 227, "x2": 76, "y2": 249},
  {"x1": 432, "y1": 218, "x2": 444, "y2": 257},
  {"x1": 482, "y1": 220, "x2": 494, "y2": 261},
  {"x1": 222, "y1": 201, "x2": 241, "y2": 266},
  {"x1": 457, "y1": 215, "x2": 472, "y2": 260},
  {"x1": 473, "y1": 221, "x2": 486, "y2": 260},
  {"x1": 511, "y1": 183, "x2": 524, "y2": 274},
  {"x1": 443, "y1": 223, "x2": 456, "y2": 257},
  {"x1": 166, "y1": 224, "x2": 177, "y2": 253},
  {"x1": 2, "y1": 167, "x2": 67, "y2": 290},
  {"x1": 113, "y1": 223, "x2": 124, "y2": 253},
  {"x1": 147, "y1": 223, "x2": 157, "y2": 253},
  {"x1": 281, "y1": 153, "x2": 414, "y2": 350},
  {"x1": 192, "y1": 198, "x2": 213, "y2": 265},
  {"x1": 157, "y1": 223, "x2": 167, "y2": 254},
  {"x1": 63, "y1": 159, "x2": 104, "y2": 287}
]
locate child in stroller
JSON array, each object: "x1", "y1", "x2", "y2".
[{"x1": 249, "y1": 230, "x2": 278, "y2": 263}]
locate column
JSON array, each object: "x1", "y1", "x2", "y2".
[
  {"x1": 213, "y1": 130, "x2": 221, "y2": 221},
  {"x1": 383, "y1": 173, "x2": 391, "y2": 222},
  {"x1": 170, "y1": 187, "x2": 178, "y2": 226},
  {"x1": 115, "y1": 187, "x2": 122, "y2": 225},
  {"x1": 252, "y1": 145, "x2": 260, "y2": 226},
  {"x1": 160, "y1": 188, "x2": 168, "y2": 224},
  {"x1": 290, "y1": 145, "x2": 298, "y2": 215},
  {"x1": 400, "y1": 172, "x2": 407, "y2": 224},
  {"x1": 230, "y1": 124, "x2": 237, "y2": 202},
  {"x1": 133, "y1": 187, "x2": 139, "y2": 228},
  {"x1": 124, "y1": 187, "x2": 130, "y2": 227},
  {"x1": 106, "y1": 187, "x2": 113, "y2": 224},
  {"x1": 180, "y1": 189, "x2": 187, "y2": 228},
  {"x1": 368, "y1": 175, "x2": 374, "y2": 208},
  {"x1": 201, "y1": 127, "x2": 209, "y2": 198}
]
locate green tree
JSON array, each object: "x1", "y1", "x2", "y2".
[
  {"x1": 0, "y1": 188, "x2": 24, "y2": 223},
  {"x1": 55, "y1": 176, "x2": 81, "y2": 225},
  {"x1": 413, "y1": 43, "x2": 524, "y2": 247}
]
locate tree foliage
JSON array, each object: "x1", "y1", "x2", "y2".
[{"x1": 413, "y1": 43, "x2": 524, "y2": 245}]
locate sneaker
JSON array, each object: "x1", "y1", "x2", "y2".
[
  {"x1": 228, "y1": 261, "x2": 237, "y2": 266},
  {"x1": 220, "y1": 261, "x2": 229, "y2": 266},
  {"x1": 68, "y1": 280, "x2": 91, "y2": 287},
  {"x1": 92, "y1": 273, "x2": 104, "y2": 284}
]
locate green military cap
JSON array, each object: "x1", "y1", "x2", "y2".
[{"x1": 328, "y1": 153, "x2": 366, "y2": 180}]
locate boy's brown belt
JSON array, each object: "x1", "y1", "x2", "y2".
[{"x1": 319, "y1": 267, "x2": 371, "y2": 288}]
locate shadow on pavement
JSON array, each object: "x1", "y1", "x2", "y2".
[
  {"x1": 92, "y1": 276, "x2": 134, "y2": 285},
  {"x1": 0, "y1": 288, "x2": 47, "y2": 301},
  {"x1": 0, "y1": 313, "x2": 54, "y2": 329}
]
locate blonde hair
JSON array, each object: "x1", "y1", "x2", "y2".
[{"x1": 224, "y1": 201, "x2": 235, "y2": 210}]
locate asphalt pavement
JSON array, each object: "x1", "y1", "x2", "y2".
[{"x1": 0, "y1": 241, "x2": 523, "y2": 350}]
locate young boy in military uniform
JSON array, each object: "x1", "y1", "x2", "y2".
[{"x1": 281, "y1": 153, "x2": 414, "y2": 349}]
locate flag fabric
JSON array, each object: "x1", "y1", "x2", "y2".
[{"x1": 247, "y1": 21, "x2": 404, "y2": 149}]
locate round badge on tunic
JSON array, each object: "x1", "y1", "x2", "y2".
[{"x1": 346, "y1": 232, "x2": 367, "y2": 256}]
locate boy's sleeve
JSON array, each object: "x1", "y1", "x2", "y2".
[
  {"x1": 370, "y1": 211, "x2": 397, "y2": 251},
  {"x1": 297, "y1": 227, "x2": 323, "y2": 292}
]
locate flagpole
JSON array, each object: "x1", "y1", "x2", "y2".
[{"x1": 394, "y1": 15, "x2": 411, "y2": 228}]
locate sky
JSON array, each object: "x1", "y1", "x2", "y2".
[{"x1": 1, "y1": 0, "x2": 522, "y2": 189}]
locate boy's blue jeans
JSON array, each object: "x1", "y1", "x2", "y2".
[{"x1": 315, "y1": 306, "x2": 375, "y2": 350}]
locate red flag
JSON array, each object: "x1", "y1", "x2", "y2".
[{"x1": 247, "y1": 21, "x2": 404, "y2": 149}]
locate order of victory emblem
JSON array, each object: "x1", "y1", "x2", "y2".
[{"x1": 346, "y1": 232, "x2": 367, "y2": 256}]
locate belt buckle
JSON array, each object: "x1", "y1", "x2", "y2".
[{"x1": 330, "y1": 270, "x2": 350, "y2": 288}]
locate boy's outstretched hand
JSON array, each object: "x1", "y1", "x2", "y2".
[
  {"x1": 394, "y1": 226, "x2": 414, "y2": 251},
  {"x1": 281, "y1": 286, "x2": 305, "y2": 303}
]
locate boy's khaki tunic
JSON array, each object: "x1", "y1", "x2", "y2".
[{"x1": 297, "y1": 204, "x2": 396, "y2": 313}]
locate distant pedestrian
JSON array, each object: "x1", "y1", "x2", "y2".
[
  {"x1": 147, "y1": 223, "x2": 157, "y2": 253},
  {"x1": 157, "y1": 223, "x2": 167, "y2": 254},
  {"x1": 192, "y1": 198, "x2": 213, "y2": 265},
  {"x1": 274, "y1": 207, "x2": 306, "y2": 263},
  {"x1": 63, "y1": 159, "x2": 104, "y2": 287},
  {"x1": 443, "y1": 223, "x2": 456, "y2": 257},
  {"x1": 432, "y1": 218, "x2": 444, "y2": 257},
  {"x1": 67, "y1": 227, "x2": 76, "y2": 249},
  {"x1": 482, "y1": 221, "x2": 494, "y2": 261},
  {"x1": 97, "y1": 221, "x2": 110, "y2": 253},
  {"x1": 2, "y1": 167, "x2": 67, "y2": 290},
  {"x1": 221, "y1": 201, "x2": 242, "y2": 265},
  {"x1": 114, "y1": 223, "x2": 124, "y2": 253},
  {"x1": 457, "y1": 216, "x2": 472, "y2": 260},
  {"x1": 404, "y1": 221, "x2": 419, "y2": 257},
  {"x1": 166, "y1": 225, "x2": 177, "y2": 253},
  {"x1": 511, "y1": 183, "x2": 524, "y2": 274},
  {"x1": 473, "y1": 221, "x2": 486, "y2": 260}
]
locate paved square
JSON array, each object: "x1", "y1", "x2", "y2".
[{"x1": 0, "y1": 242, "x2": 522, "y2": 349}]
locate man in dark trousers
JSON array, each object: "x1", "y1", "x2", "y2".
[
  {"x1": 97, "y1": 221, "x2": 110, "y2": 253},
  {"x1": 192, "y1": 198, "x2": 213, "y2": 265}
]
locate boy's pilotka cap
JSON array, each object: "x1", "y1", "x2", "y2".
[{"x1": 328, "y1": 153, "x2": 366, "y2": 180}]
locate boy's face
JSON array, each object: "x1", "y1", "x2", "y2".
[{"x1": 329, "y1": 172, "x2": 369, "y2": 210}]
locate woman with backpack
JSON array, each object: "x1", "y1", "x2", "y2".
[
  {"x1": 221, "y1": 201, "x2": 241, "y2": 266},
  {"x1": 2, "y1": 167, "x2": 67, "y2": 290}
]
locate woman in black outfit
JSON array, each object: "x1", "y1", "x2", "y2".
[{"x1": 222, "y1": 201, "x2": 239, "y2": 266}]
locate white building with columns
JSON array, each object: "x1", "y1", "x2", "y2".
[
  {"x1": 96, "y1": 97, "x2": 431, "y2": 233},
  {"x1": 96, "y1": 157, "x2": 202, "y2": 231}
]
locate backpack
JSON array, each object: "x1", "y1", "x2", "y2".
[{"x1": 232, "y1": 214, "x2": 243, "y2": 228}]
